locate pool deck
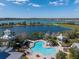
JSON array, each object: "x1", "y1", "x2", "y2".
[
  {"x1": 0, "y1": 47, "x2": 7, "y2": 52},
  {"x1": 7, "y1": 52, "x2": 23, "y2": 59},
  {"x1": 27, "y1": 40, "x2": 57, "y2": 59},
  {"x1": 28, "y1": 39, "x2": 67, "y2": 59},
  {"x1": 26, "y1": 52, "x2": 56, "y2": 59},
  {"x1": 0, "y1": 47, "x2": 23, "y2": 59}
]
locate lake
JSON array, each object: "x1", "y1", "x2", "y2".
[
  {"x1": 0, "y1": 25, "x2": 71, "y2": 35},
  {"x1": 0, "y1": 19, "x2": 72, "y2": 35}
]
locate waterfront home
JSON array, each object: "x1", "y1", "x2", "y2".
[
  {"x1": 57, "y1": 34, "x2": 64, "y2": 40},
  {"x1": 0, "y1": 29, "x2": 14, "y2": 46},
  {"x1": 44, "y1": 32, "x2": 50, "y2": 38},
  {"x1": 71, "y1": 43, "x2": 79, "y2": 49},
  {"x1": 57, "y1": 34, "x2": 68, "y2": 41},
  {"x1": 1, "y1": 29, "x2": 11, "y2": 39}
]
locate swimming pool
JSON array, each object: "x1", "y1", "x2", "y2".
[
  {"x1": 0, "y1": 52, "x2": 10, "y2": 59},
  {"x1": 31, "y1": 41, "x2": 57, "y2": 56}
]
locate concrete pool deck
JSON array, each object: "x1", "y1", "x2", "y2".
[
  {"x1": 7, "y1": 52, "x2": 23, "y2": 59},
  {"x1": 26, "y1": 53, "x2": 56, "y2": 59},
  {"x1": 27, "y1": 39, "x2": 67, "y2": 59},
  {"x1": 0, "y1": 47, "x2": 23, "y2": 59},
  {"x1": 0, "y1": 47, "x2": 7, "y2": 52}
]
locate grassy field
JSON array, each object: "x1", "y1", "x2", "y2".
[{"x1": 57, "y1": 24, "x2": 79, "y2": 30}]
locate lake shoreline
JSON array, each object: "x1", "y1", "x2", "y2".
[{"x1": 0, "y1": 24, "x2": 56, "y2": 28}]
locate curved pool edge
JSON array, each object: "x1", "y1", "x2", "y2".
[{"x1": 30, "y1": 40, "x2": 59, "y2": 57}]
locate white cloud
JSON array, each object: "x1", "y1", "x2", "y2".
[
  {"x1": 16, "y1": 0, "x2": 29, "y2": 1},
  {"x1": 0, "y1": 3, "x2": 6, "y2": 6},
  {"x1": 28, "y1": 3, "x2": 41, "y2": 7},
  {"x1": 7, "y1": 0, "x2": 29, "y2": 2},
  {"x1": 7, "y1": 0, "x2": 29, "y2": 4},
  {"x1": 13, "y1": 1, "x2": 24, "y2": 4},
  {"x1": 32, "y1": 4, "x2": 40, "y2": 7},
  {"x1": 59, "y1": 0, "x2": 69, "y2": 6},
  {"x1": 49, "y1": 1, "x2": 64, "y2": 6},
  {"x1": 49, "y1": 1, "x2": 58, "y2": 6},
  {"x1": 74, "y1": 0, "x2": 79, "y2": 4}
]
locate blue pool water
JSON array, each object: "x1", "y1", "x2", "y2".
[
  {"x1": 31, "y1": 41, "x2": 57, "y2": 56},
  {"x1": 0, "y1": 52, "x2": 10, "y2": 59}
]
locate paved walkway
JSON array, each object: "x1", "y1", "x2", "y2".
[
  {"x1": 5, "y1": 47, "x2": 13, "y2": 52},
  {"x1": 7, "y1": 52, "x2": 23, "y2": 59},
  {"x1": 0, "y1": 47, "x2": 7, "y2": 52}
]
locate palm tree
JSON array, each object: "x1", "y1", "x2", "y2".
[
  {"x1": 56, "y1": 51, "x2": 67, "y2": 59},
  {"x1": 69, "y1": 47, "x2": 79, "y2": 59}
]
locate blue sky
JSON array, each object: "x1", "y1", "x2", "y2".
[{"x1": 0, "y1": 0, "x2": 79, "y2": 18}]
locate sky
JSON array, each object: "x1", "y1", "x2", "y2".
[{"x1": 0, "y1": 0, "x2": 79, "y2": 18}]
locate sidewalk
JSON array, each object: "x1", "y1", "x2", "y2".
[{"x1": 7, "y1": 52, "x2": 23, "y2": 59}]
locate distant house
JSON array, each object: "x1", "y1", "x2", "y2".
[
  {"x1": 57, "y1": 34, "x2": 69, "y2": 43},
  {"x1": 44, "y1": 32, "x2": 50, "y2": 38},
  {"x1": 0, "y1": 29, "x2": 14, "y2": 46},
  {"x1": 57, "y1": 34, "x2": 65, "y2": 41},
  {"x1": 1, "y1": 29, "x2": 11, "y2": 39},
  {"x1": 71, "y1": 43, "x2": 79, "y2": 49}
]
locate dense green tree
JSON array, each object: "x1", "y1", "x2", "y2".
[
  {"x1": 50, "y1": 39, "x2": 58, "y2": 46},
  {"x1": 9, "y1": 22, "x2": 14, "y2": 25},
  {"x1": 56, "y1": 51, "x2": 67, "y2": 59},
  {"x1": 37, "y1": 22, "x2": 41, "y2": 24},
  {"x1": 22, "y1": 21, "x2": 26, "y2": 25},
  {"x1": 48, "y1": 36, "x2": 58, "y2": 46},
  {"x1": 70, "y1": 47, "x2": 79, "y2": 59}
]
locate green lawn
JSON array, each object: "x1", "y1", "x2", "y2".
[{"x1": 57, "y1": 24, "x2": 79, "y2": 30}]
